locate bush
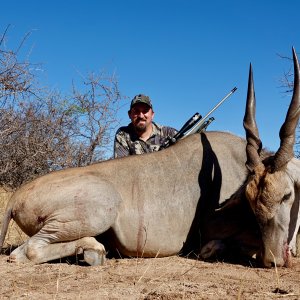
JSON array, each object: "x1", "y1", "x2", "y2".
[{"x1": 0, "y1": 26, "x2": 123, "y2": 190}]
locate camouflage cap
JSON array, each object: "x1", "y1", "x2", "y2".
[{"x1": 130, "y1": 94, "x2": 153, "y2": 110}]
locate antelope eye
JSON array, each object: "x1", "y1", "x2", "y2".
[{"x1": 281, "y1": 192, "x2": 292, "y2": 203}]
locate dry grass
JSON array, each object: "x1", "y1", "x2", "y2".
[{"x1": 0, "y1": 254, "x2": 299, "y2": 299}]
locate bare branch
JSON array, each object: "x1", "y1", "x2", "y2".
[{"x1": 0, "y1": 28, "x2": 124, "y2": 190}]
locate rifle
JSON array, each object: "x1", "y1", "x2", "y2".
[{"x1": 161, "y1": 87, "x2": 237, "y2": 149}]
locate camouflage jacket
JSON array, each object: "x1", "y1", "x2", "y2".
[{"x1": 114, "y1": 122, "x2": 177, "y2": 158}]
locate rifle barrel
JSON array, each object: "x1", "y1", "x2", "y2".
[
  {"x1": 183, "y1": 87, "x2": 237, "y2": 136},
  {"x1": 200, "y1": 87, "x2": 237, "y2": 123}
]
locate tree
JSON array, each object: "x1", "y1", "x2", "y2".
[{"x1": 0, "y1": 26, "x2": 123, "y2": 190}]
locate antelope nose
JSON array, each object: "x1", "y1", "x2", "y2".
[{"x1": 263, "y1": 257, "x2": 285, "y2": 268}]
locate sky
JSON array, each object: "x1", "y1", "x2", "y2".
[{"x1": 1, "y1": 0, "x2": 300, "y2": 153}]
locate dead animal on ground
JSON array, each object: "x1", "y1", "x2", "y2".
[{"x1": 0, "y1": 48, "x2": 299, "y2": 268}]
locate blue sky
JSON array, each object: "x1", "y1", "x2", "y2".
[{"x1": 1, "y1": 1, "x2": 300, "y2": 152}]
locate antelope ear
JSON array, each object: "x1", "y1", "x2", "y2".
[
  {"x1": 245, "y1": 177, "x2": 259, "y2": 212},
  {"x1": 216, "y1": 164, "x2": 265, "y2": 213},
  {"x1": 215, "y1": 188, "x2": 244, "y2": 212},
  {"x1": 245, "y1": 164, "x2": 266, "y2": 212}
]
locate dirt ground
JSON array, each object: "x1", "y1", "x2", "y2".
[
  {"x1": 0, "y1": 254, "x2": 299, "y2": 299},
  {"x1": 1, "y1": 190, "x2": 300, "y2": 300}
]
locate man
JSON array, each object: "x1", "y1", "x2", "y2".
[{"x1": 114, "y1": 94, "x2": 177, "y2": 158}]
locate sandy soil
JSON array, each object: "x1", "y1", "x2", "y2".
[
  {"x1": 0, "y1": 254, "x2": 299, "y2": 299},
  {"x1": 1, "y1": 190, "x2": 300, "y2": 299}
]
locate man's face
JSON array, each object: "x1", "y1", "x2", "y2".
[{"x1": 128, "y1": 103, "x2": 154, "y2": 132}]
